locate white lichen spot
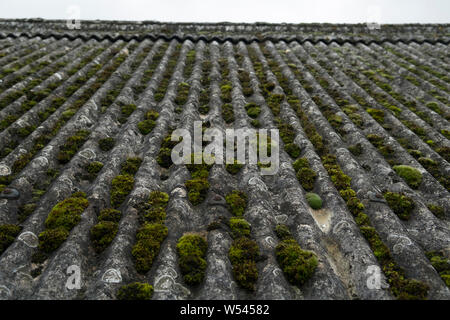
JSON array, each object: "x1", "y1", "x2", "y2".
[
  {"x1": 154, "y1": 275, "x2": 175, "y2": 292},
  {"x1": 171, "y1": 187, "x2": 187, "y2": 198},
  {"x1": 101, "y1": 269, "x2": 122, "y2": 283},
  {"x1": 18, "y1": 231, "x2": 39, "y2": 248},
  {"x1": 333, "y1": 220, "x2": 352, "y2": 235},
  {"x1": 265, "y1": 236, "x2": 276, "y2": 248},
  {"x1": 31, "y1": 156, "x2": 49, "y2": 169},
  {"x1": 0, "y1": 285, "x2": 11, "y2": 299},
  {"x1": 0, "y1": 164, "x2": 11, "y2": 176},
  {"x1": 274, "y1": 214, "x2": 288, "y2": 224},
  {"x1": 79, "y1": 148, "x2": 96, "y2": 160}
]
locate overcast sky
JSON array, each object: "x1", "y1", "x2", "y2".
[{"x1": 1, "y1": 0, "x2": 449, "y2": 23}]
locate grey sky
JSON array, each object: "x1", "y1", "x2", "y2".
[{"x1": 1, "y1": 0, "x2": 449, "y2": 23}]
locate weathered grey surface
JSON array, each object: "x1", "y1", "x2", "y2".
[{"x1": 0, "y1": 20, "x2": 449, "y2": 300}]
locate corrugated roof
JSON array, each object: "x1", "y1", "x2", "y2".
[{"x1": 0, "y1": 20, "x2": 449, "y2": 300}]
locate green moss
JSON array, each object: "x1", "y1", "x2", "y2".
[
  {"x1": 306, "y1": 193, "x2": 322, "y2": 210},
  {"x1": 426, "y1": 251, "x2": 450, "y2": 273},
  {"x1": 426, "y1": 102, "x2": 441, "y2": 114},
  {"x1": 38, "y1": 227, "x2": 69, "y2": 253},
  {"x1": 137, "y1": 119, "x2": 156, "y2": 135},
  {"x1": 367, "y1": 134, "x2": 385, "y2": 148},
  {"x1": 177, "y1": 233, "x2": 208, "y2": 285},
  {"x1": 157, "y1": 133, "x2": 180, "y2": 168},
  {"x1": 244, "y1": 103, "x2": 261, "y2": 119},
  {"x1": 229, "y1": 218, "x2": 251, "y2": 239},
  {"x1": 121, "y1": 157, "x2": 142, "y2": 175},
  {"x1": 229, "y1": 237, "x2": 259, "y2": 291},
  {"x1": 348, "y1": 143, "x2": 363, "y2": 156},
  {"x1": 427, "y1": 204, "x2": 444, "y2": 219},
  {"x1": 393, "y1": 165, "x2": 423, "y2": 189},
  {"x1": 17, "y1": 203, "x2": 37, "y2": 223},
  {"x1": 142, "y1": 206, "x2": 165, "y2": 223},
  {"x1": 111, "y1": 174, "x2": 134, "y2": 208},
  {"x1": 360, "y1": 226, "x2": 391, "y2": 262},
  {"x1": 418, "y1": 157, "x2": 437, "y2": 167},
  {"x1": 394, "y1": 279, "x2": 430, "y2": 300},
  {"x1": 275, "y1": 239, "x2": 318, "y2": 286},
  {"x1": 185, "y1": 178, "x2": 209, "y2": 206},
  {"x1": 157, "y1": 147, "x2": 172, "y2": 168},
  {"x1": 98, "y1": 137, "x2": 115, "y2": 151},
  {"x1": 85, "y1": 161, "x2": 103, "y2": 181},
  {"x1": 57, "y1": 130, "x2": 90, "y2": 164},
  {"x1": 296, "y1": 167, "x2": 316, "y2": 191},
  {"x1": 222, "y1": 103, "x2": 234, "y2": 123},
  {"x1": 274, "y1": 224, "x2": 292, "y2": 240},
  {"x1": 175, "y1": 82, "x2": 190, "y2": 106},
  {"x1": 148, "y1": 190, "x2": 169, "y2": 207},
  {"x1": 267, "y1": 94, "x2": 284, "y2": 116},
  {"x1": 117, "y1": 282, "x2": 153, "y2": 300},
  {"x1": 120, "y1": 103, "x2": 136, "y2": 118},
  {"x1": 91, "y1": 221, "x2": 118, "y2": 252},
  {"x1": 367, "y1": 108, "x2": 385, "y2": 123},
  {"x1": 225, "y1": 190, "x2": 247, "y2": 217},
  {"x1": 225, "y1": 160, "x2": 243, "y2": 175},
  {"x1": 440, "y1": 129, "x2": 450, "y2": 140},
  {"x1": 199, "y1": 104, "x2": 209, "y2": 115},
  {"x1": 220, "y1": 83, "x2": 232, "y2": 103},
  {"x1": 0, "y1": 224, "x2": 22, "y2": 254},
  {"x1": 292, "y1": 158, "x2": 308, "y2": 172},
  {"x1": 132, "y1": 222, "x2": 168, "y2": 273},
  {"x1": 250, "y1": 119, "x2": 261, "y2": 128},
  {"x1": 383, "y1": 192, "x2": 415, "y2": 220},
  {"x1": 98, "y1": 208, "x2": 122, "y2": 223},
  {"x1": 284, "y1": 143, "x2": 301, "y2": 158},
  {"x1": 44, "y1": 196, "x2": 89, "y2": 231}
]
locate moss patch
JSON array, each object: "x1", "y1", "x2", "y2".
[
  {"x1": 229, "y1": 217, "x2": 251, "y2": 239},
  {"x1": 225, "y1": 190, "x2": 248, "y2": 217},
  {"x1": 117, "y1": 282, "x2": 153, "y2": 300},
  {"x1": 0, "y1": 224, "x2": 22, "y2": 255},
  {"x1": 306, "y1": 192, "x2": 322, "y2": 210},
  {"x1": 110, "y1": 174, "x2": 134, "y2": 208},
  {"x1": 177, "y1": 233, "x2": 208, "y2": 286},
  {"x1": 228, "y1": 237, "x2": 260, "y2": 291},
  {"x1": 132, "y1": 222, "x2": 168, "y2": 273},
  {"x1": 383, "y1": 192, "x2": 415, "y2": 220},
  {"x1": 427, "y1": 204, "x2": 444, "y2": 219},
  {"x1": 275, "y1": 238, "x2": 318, "y2": 286},
  {"x1": 57, "y1": 130, "x2": 90, "y2": 164},
  {"x1": 98, "y1": 137, "x2": 115, "y2": 151},
  {"x1": 132, "y1": 190, "x2": 169, "y2": 274},
  {"x1": 225, "y1": 160, "x2": 243, "y2": 175},
  {"x1": 393, "y1": 165, "x2": 423, "y2": 189},
  {"x1": 138, "y1": 110, "x2": 159, "y2": 135}
]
